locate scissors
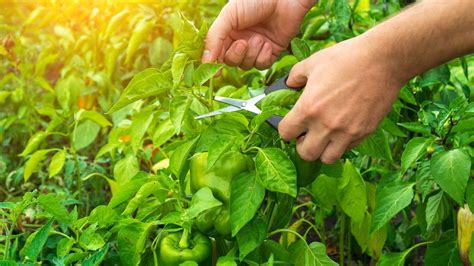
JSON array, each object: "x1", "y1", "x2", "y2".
[{"x1": 195, "y1": 74, "x2": 304, "y2": 132}]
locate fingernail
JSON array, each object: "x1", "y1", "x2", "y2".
[
  {"x1": 202, "y1": 50, "x2": 210, "y2": 62},
  {"x1": 251, "y1": 36, "x2": 263, "y2": 46},
  {"x1": 235, "y1": 42, "x2": 246, "y2": 55}
]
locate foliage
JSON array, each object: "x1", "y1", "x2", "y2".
[{"x1": 0, "y1": 0, "x2": 473, "y2": 265}]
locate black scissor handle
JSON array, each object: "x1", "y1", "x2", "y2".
[
  {"x1": 267, "y1": 115, "x2": 307, "y2": 138},
  {"x1": 264, "y1": 74, "x2": 304, "y2": 95}
]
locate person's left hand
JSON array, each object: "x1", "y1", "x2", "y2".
[{"x1": 279, "y1": 36, "x2": 407, "y2": 164}]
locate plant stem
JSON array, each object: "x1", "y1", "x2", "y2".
[
  {"x1": 179, "y1": 228, "x2": 190, "y2": 249},
  {"x1": 339, "y1": 213, "x2": 345, "y2": 266},
  {"x1": 72, "y1": 149, "x2": 82, "y2": 214}
]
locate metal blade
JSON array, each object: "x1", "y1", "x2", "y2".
[
  {"x1": 214, "y1": 96, "x2": 248, "y2": 108},
  {"x1": 194, "y1": 105, "x2": 241, "y2": 119}
]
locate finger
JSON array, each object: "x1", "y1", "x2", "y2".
[
  {"x1": 203, "y1": 5, "x2": 233, "y2": 62},
  {"x1": 296, "y1": 128, "x2": 331, "y2": 161},
  {"x1": 287, "y1": 60, "x2": 309, "y2": 88},
  {"x1": 255, "y1": 42, "x2": 274, "y2": 70},
  {"x1": 218, "y1": 38, "x2": 233, "y2": 63},
  {"x1": 278, "y1": 102, "x2": 308, "y2": 141},
  {"x1": 239, "y1": 35, "x2": 265, "y2": 70},
  {"x1": 320, "y1": 137, "x2": 351, "y2": 164},
  {"x1": 224, "y1": 40, "x2": 249, "y2": 67},
  {"x1": 348, "y1": 136, "x2": 366, "y2": 150}
]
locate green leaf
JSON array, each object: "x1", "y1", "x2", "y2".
[
  {"x1": 79, "y1": 224, "x2": 105, "y2": 251},
  {"x1": 152, "y1": 118, "x2": 176, "y2": 147},
  {"x1": 170, "y1": 95, "x2": 193, "y2": 133},
  {"x1": 73, "y1": 120, "x2": 101, "y2": 150},
  {"x1": 425, "y1": 233, "x2": 462, "y2": 266},
  {"x1": 431, "y1": 149, "x2": 471, "y2": 204},
  {"x1": 108, "y1": 68, "x2": 171, "y2": 113},
  {"x1": 312, "y1": 175, "x2": 339, "y2": 209},
  {"x1": 291, "y1": 38, "x2": 311, "y2": 61},
  {"x1": 149, "y1": 37, "x2": 173, "y2": 66},
  {"x1": 337, "y1": 161, "x2": 367, "y2": 224},
  {"x1": 169, "y1": 137, "x2": 199, "y2": 179},
  {"x1": 130, "y1": 110, "x2": 154, "y2": 154},
  {"x1": 380, "y1": 118, "x2": 406, "y2": 137},
  {"x1": 88, "y1": 205, "x2": 119, "y2": 228},
  {"x1": 20, "y1": 219, "x2": 53, "y2": 261},
  {"x1": 56, "y1": 237, "x2": 74, "y2": 257},
  {"x1": 38, "y1": 194, "x2": 72, "y2": 224},
  {"x1": 216, "y1": 256, "x2": 237, "y2": 266},
  {"x1": 113, "y1": 154, "x2": 139, "y2": 184},
  {"x1": 75, "y1": 110, "x2": 112, "y2": 127},
  {"x1": 351, "y1": 212, "x2": 371, "y2": 251},
  {"x1": 420, "y1": 64, "x2": 451, "y2": 87},
  {"x1": 236, "y1": 217, "x2": 267, "y2": 260},
  {"x1": 289, "y1": 240, "x2": 338, "y2": 266},
  {"x1": 255, "y1": 148, "x2": 297, "y2": 197},
  {"x1": 172, "y1": 52, "x2": 188, "y2": 86},
  {"x1": 117, "y1": 221, "x2": 152, "y2": 266},
  {"x1": 24, "y1": 149, "x2": 53, "y2": 182},
  {"x1": 82, "y1": 245, "x2": 109, "y2": 266},
  {"x1": 261, "y1": 89, "x2": 300, "y2": 112},
  {"x1": 109, "y1": 177, "x2": 147, "y2": 208},
  {"x1": 19, "y1": 131, "x2": 47, "y2": 157},
  {"x1": 425, "y1": 191, "x2": 450, "y2": 231},
  {"x1": 371, "y1": 182, "x2": 414, "y2": 233},
  {"x1": 333, "y1": 0, "x2": 351, "y2": 26},
  {"x1": 185, "y1": 187, "x2": 222, "y2": 219},
  {"x1": 230, "y1": 171, "x2": 265, "y2": 236},
  {"x1": 401, "y1": 137, "x2": 433, "y2": 172},
  {"x1": 397, "y1": 122, "x2": 431, "y2": 135},
  {"x1": 206, "y1": 136, "x2": 236, "y2": 171},
  {"x1": 193, "y1": 63, "x2": 223, "y2": 86},
  {"x1": 452, "y1": 117, "x2": 474, "y2": 133},
  {"x1": 355, "y1": 127, "x2": 392, "y2": 161},
  {"x1": 48, "y1": 149, "x2": 66, "y2": 177},
  {"x1": 466, "y1": 180, "x2": 474, "y2": 211}
]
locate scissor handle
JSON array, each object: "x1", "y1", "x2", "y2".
[
  {"x1": 264, "y1": 74, "x2": 304, "y2": 95},
  {"x1": 266, "y1": 115, "x2": 307, "y2": 138}
]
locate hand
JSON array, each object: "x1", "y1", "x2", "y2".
[
  {"x1": 202, "y1": 0, "x2": 315, "y2": 70},
  {"x1": 279, "y1": 37, "x2": 407, "y2": 164}
]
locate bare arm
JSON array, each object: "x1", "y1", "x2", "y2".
[
  {"x1": 367, "y1": 0, "x2": 474, "y2": 83},
  {"x1": 280, "y1": 1, "x2": 474, "y2": 163}
]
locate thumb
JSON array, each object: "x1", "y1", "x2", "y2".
[
  {"x1": 287, "y1": 61, "x2": 309, "y2": 88},
  {"x1": 202, "y1": 5, "x2": 233, "y2": 63}
]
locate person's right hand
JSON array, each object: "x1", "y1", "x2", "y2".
[{"x1": 202, "y1": 0, "x2": 315, "y2": 70}]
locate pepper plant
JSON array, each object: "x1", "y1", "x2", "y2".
[{"x1": 1, "y1": 0, "x2": 473, "y2": 265}]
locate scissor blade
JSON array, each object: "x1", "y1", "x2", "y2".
[
  {"x1": 214, "y1": 96, "x2": 247, "y2": 108},
  {"x1": 195, "y1": 106, "x2": 241, "y2": 119}
]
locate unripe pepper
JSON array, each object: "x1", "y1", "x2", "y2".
[
  {"x1": 158, "y1": 230, "x2": 212, "y2": 266},
  {"x1": 457, "y1": 204, "x2": 474, "y2": 265},
  {"x1": 190, "y1": 151, "x2": 253, "y2": 237},
  {"x1": 288, "y1": 147, "x2": 322, "y2": 187}
]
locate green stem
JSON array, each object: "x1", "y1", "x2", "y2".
[
  {"x1": 179, "y1": 229, "x2": 190, "y2": 249},
  {"x1": 208, "y1": 78, "x2": 214, "y2": 109},
  {"x1": 339, "y1": 213, "x2": 345, "y2": 266},
  {"x1": 72, "y1": 150, "x2": 82, "y2": 212},
  {"x1": 347, "y1": 220, "x2": 351, "y2": 265}
]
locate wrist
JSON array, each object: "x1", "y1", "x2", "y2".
[{"x1": 356, "y1": 31, "x2": 413, "y2": 87}]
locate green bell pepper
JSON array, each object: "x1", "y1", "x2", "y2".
[
  {"x1": 288, "y1": 147, "x2": 321, "y2": 187},
  {"x1": 158, "y1": 230, "x2": 212, "y2": 266},
  {"x1": 190, "y1": 151, "x2": 253, "y2": 237}
]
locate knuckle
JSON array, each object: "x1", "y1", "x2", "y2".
[
  {"x1": 278, "y1": 124, "x2": 292, "y2": 141},
  {"x1": 321, "y1": 154, "x2": 338, "y2": 164},
  {"x1": 321, "y1": 118, "x2": 340, "y2": 132},
  {"x1": 297, "y1": 146, "x2": 318, "y2": 162}
]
